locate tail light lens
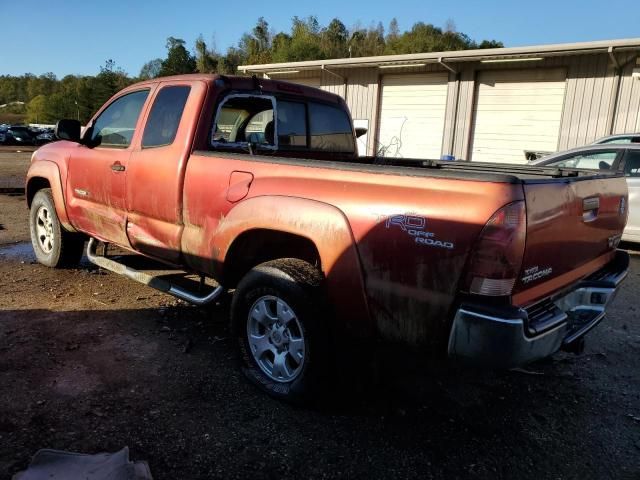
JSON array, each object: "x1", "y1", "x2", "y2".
[{"x1": 466, "y1": 201, "x2": 526, "y2": 296}]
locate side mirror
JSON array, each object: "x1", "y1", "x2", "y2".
[
  {"x1": 81, "y1": 125, "x2": 95, "y2": 146},
  {"x1": 55, "y1": 119, "x2": 81, "y2": 142},
  {"x1": 355, "y1": 127, "x2": 368, "y2": 138}
]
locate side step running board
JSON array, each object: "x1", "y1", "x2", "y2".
[{"x1": 86, "y1": 238, "x2": 224, "y2": 306}]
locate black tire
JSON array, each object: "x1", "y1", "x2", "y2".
[
  {"x1": 29, "y1": 188, "x2": 84, "y2": 268},
  {"x1": 231, "y1": 258, "x2": 331, "y2": 403}
]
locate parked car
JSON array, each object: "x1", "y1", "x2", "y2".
[
  {"x1": 1, "y1": 125, "x2": 35, "y2": 146},
  {"x1": 0, "y1": 125, "x2": 7, "y2": 144},
  {"x1": 523, "y1": 133, "x2": 640, "y2": 161},
  {"x1": 530, "y1": 144, "x2": 640, "y2": 242},
  {"x1": 34, "y1": 129, "x2": 55, "y2": 146},
  {"x1": 592, "y1": 133, "x2": 640, "y2": 145},
  {"x1": 26, "y1": 75, "x2": 628, "y2": 402}
]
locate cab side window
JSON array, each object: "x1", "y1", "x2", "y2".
[
  {"x1": 142, "y1": 86, "x2": 191, "y2": 148},
  {"x1": 623, "y1": 151, "x2": 640, "y2": 177},
  {"x1": 90, "y1": 90, "x2": 149, "y2": 148}
]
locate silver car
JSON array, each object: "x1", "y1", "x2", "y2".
[
  {"x1": 530, "y1": 144, "x2": 640, "y2": 242},
  {"x1": 592, "y1": 133, "x2": 640, "y2": 145}
]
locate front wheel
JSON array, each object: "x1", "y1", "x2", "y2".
[
  {"x1": 231, "y1": 258, "x2": 331, "y2": 403},
  {"x1": 29, "y1": 188, "x2": 84, "y2": 268}
]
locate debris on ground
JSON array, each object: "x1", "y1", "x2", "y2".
[{"x1": 12, "y1": 447, "x2": 152, "y2": 480}]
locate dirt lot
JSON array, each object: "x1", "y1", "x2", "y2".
[
  {"x1": 0, "y1": 153, "x2": 639, "y2": 479},
  {"x1": 0, "y1": 146, "x2": 33, "y2": 190}
]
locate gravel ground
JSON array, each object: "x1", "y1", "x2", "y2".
[
  {"x1": 0, "y1": 156, "x2": 639, "y2": 479},
  {"x1": 0, "y1": 147, "x2": 32, "y2": 190}
]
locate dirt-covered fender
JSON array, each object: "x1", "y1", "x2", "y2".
[
  {"x1": 26, "y1": 160, "x2": 76, "y2": 232},
  {"x1": 214, "y1": 195, "x2": 372, "y2": 335}
]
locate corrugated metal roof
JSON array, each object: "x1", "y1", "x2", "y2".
[{"x1": 239, "y1": 37, "x2": 640, "y2": 73}]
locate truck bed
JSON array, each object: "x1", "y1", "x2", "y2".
[
  {"x1": 196, "y1": 150, "x2": 622, "y2": 184},
  {"x1": 195, "y1": 150, "x2": 627, "y2": 309}
]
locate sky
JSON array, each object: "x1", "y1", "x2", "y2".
[{"x1": 1, "y1": 0, "x2": 639, "y2": 77}]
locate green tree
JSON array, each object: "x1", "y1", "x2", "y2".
[
  {"x1": 27, "y1": 94, "x2": 47, "y2": 123},
  {"x1": 42, "y1": 93, "x2": 74, "y2": 123},
  {"x1": 478, "y1": 40, "x2": 504, "y2": 49},
  {"x1": 284, "y1": 16, "x2": 324, "y2": 62},
  {"x1": 159, "y1": 37, "x2": 197, "y2": 77},
  {"x1": 349, "y1": 23, "x2": 385, "y2": 57},
  {"x1": 239, "y1": 18, "x2": 272, "y2": 65},
  {"x1": 26, "y1": 73, "x2": 57, "y2": 101},
  {"x1": 321, "y1": 19, "x2": 348, "y2": 58},
  {"x1": 219, "y1": 47, "x2": 245, "y2": 75},
  {"x1": 270, "y1": 33, "x2": 292, "y2": 63},
  {"x1": 139, "y1": 59, "x2": 163, "y2": 79},
  {"x1": 92, "y1": 60, "x2": 132, "y2": 110},
  {"x1": 195, "y1": 35, "x2": 219, "y2": 73}
]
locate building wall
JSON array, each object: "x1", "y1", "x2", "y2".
[
  {"x1": 615, "y1": 56, "x2": 640, "y2": 133},
  {"x1": 342, "y1": 68, "x2": 379, "y2": 155},
  {"x1": 268, "y1": 51, "x2": 640, "y2": 159}
]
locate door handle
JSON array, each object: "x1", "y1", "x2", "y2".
[
  {"x1": 583, "y1": 196, "x2": 599, "y2": 222},
  {"x1": 111, "y1": 162, "x2": 125, "y2": 172}
]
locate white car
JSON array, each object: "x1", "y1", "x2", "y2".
[
  {"x1": 531, "y1": 144, "x2": 640, "y2": 242},
  {"x1": 592, "y1": 133, "x2": 640, "y2": 145}
]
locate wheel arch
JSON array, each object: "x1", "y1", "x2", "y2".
[
  {"x1": 26, "y1": 161, "x2": 75, "y2": 232},
  {"x1": 26, "y1": 177, "x2": 51, "y2": 206},
  {"x1": 223, "y1": 229, "x2": 321, "y2": 288},
  {"x1": 214, "y1": 195, "x2": 373, "y2": 337}
]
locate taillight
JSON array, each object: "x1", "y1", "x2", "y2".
[{"x1": 465, "y1": 201, "x2": 526, "y2": 296}]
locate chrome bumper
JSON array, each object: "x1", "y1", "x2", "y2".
[{"x1": 448, "y1": 250, "x2": 629, "y2": 368}]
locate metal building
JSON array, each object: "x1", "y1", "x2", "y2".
[{"x1": 239, "y1": 38, "x2": 640, "y2": 163}]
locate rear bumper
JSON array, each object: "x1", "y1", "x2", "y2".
[{"x1": 448, "y1": 250, "x2": 629, "y2": 368}]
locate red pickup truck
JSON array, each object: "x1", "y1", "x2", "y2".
[{"x1": 26, "y1": 74, "x2": 629, "y2": 401}]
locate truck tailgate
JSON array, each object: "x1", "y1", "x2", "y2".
[{"x1": 513, "y1": 174, "x2": 628, "y2": 305}]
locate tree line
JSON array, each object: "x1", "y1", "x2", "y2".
[{"x1": 0, "y1": 16, "x2": 502, "y2": 124}]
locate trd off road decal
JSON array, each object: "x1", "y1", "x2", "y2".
[{"x1": 382, "y1": 214, "x2": 455, "y2": 250}]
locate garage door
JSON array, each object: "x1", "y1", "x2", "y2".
[
  {"x1": 378, "y1": 73, "x2": 449, "y2": 159},
  {"x1": 470, "y1": 68, "x2": 567, "y2": 163}
]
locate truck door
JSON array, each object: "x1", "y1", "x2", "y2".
[
  {"x1": 125, "y1": 81, "x2": 205, "y2": 263},
  {"x1": 66, "y1": 89, "x2": 151, "y2": 246}
]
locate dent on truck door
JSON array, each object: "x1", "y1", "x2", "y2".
[{"x1": 66, "y1": 89, "x2": 151, "y2": 246}]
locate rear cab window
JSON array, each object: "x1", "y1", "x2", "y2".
[{"x1": 210, "y1": 93, "x2": 354, "y2": 155}]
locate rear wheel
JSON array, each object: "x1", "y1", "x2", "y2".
[
  {"x1": 231, "y1": 258, "x2": 330, "y2": 402},
  {"x1": 29, "y1": 189, "x2": 84, "y2": 268}
]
